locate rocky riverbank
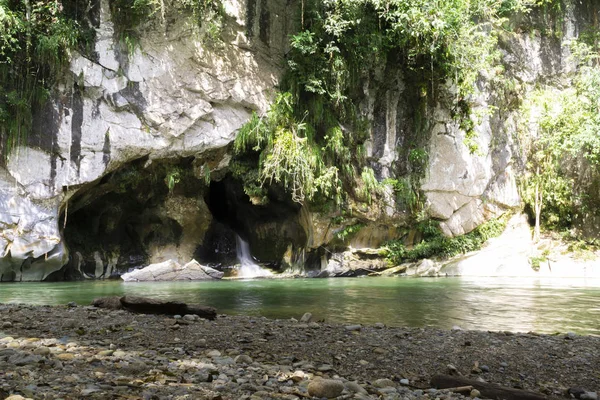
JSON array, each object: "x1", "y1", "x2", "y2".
[{"x1": 0, "y1": 303, "x2": 598, "y2": 400}]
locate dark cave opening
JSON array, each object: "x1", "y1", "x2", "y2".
[
  {"x1": 57, "y1": 157, "x2": 213, "y2": 280},
  {"x1": 53, "y1": 157, "x2": 309, "y2": 281}
]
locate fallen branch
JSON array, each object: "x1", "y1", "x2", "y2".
[
  {"x1": 431, "y1": 375, "x2": 547, "y2": 400},
  {"x1": 91, "y1": 296, "x2": 217, "y2": 320}
]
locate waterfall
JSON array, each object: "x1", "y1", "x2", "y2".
[{"x1": 235, "y1": 235, "x2": 273, "y2": 278}]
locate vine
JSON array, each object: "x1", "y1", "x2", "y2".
[
  {"x1": 0, "y1": 0, "x2": 90, "y2": 160},
  {"x1": 233, "y1": 0, "x2": 542, "y2": 207}
]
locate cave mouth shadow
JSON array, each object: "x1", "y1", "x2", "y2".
[
  {"x1": 56, "y1": 157, "x2": 210, "y2": 280},
  {"x1": 51, "y1": 157, "x2": 307, "y2": 281}
]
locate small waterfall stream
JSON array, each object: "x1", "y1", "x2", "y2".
[{"x1": 235, "y1": 235, "x2": 273, "y2": 278}]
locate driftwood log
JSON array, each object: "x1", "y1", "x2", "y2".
[
  {"x1": 431, "y1": 375, "x2": 547, "y2": 400},
  {"x1": 91, "y1": 296, "x2": 216, "y2": 320}
]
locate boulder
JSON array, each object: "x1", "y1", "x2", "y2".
[
  {"x1": 90, "y1": 296, "x2": 123, "y2": 310},
  {"x1": 121, "y1": 259, "x2": 223, "y2": 282}
]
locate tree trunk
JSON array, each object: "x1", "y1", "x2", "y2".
[
  {"x1": 431, "y1": 375, "x2": 548, "y2": 400},
  {"x1": 533, "y1": 167, "x2": 542, "y2": 243}
]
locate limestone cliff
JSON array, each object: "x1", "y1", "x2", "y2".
[{"x1": 0, "y1": 0, "x2": 596, "y2": 281}]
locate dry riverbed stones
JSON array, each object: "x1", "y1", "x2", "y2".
[{"x1": 0, "y1": 303, "x2": 599, "y2": 399}]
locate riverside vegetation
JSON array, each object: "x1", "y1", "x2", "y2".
[{"x1": 3, "y1": 0, "x2": 598, "y2": 263}]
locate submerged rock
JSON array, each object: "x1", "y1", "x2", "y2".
[{"x1": 121, "y1": 259, "x2": 223, "y2": 282}]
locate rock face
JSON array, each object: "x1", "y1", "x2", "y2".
[
  {"x1": 321, "y1": 248, "x2": 389, "y2": 277},
  {"x1": 121, "y1": 259, "x2": 223, "y2": 282},
  {"x1": 0, "y1": 0, "x2": 597, "y2": 280},
  {"x1": 442, "y1": 214, "x2": 600, "y2": 278},
  {"x1": 0, "y1": 0, "x2": 290, "y2": 281}
]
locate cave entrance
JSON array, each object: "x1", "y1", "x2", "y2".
[
  {"x1": 57, "y1": 158, "x2": 308, "y2": 280},
  {"x1": 59, "y1": 156, "x2": 217, "y2": 279}
]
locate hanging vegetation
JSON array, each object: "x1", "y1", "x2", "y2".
[
  {"x1": 0, "y1": 0, "x2": 90, "y2": 159},
  {"x1": 233, "y1": 0, "x2": 543, "y2": 206}
]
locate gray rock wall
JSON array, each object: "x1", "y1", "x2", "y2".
[{"x1": 0, "y1": 0, "x2": 596, "y2": 280}]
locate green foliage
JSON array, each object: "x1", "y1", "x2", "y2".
[
  {"x1": 164, "y1": 168, "x2": 181, "y2": 194},
  {"x1": 529, "y1": 255, "x2": 545, "y2": 271},
  {"x1": 0, "y1": 0, "x2": 83, "y2": 158},
  {"x1": 335, "y1": 223, "x2": 365, "y2": 241},
  {"x1": 383, "y1": 217, "x2": 507, "y2": 265},
  {"x1": 237, "y1": 0, "x2": 529, "y2": 206},
  {"x1": 519, "y1": 41, "x2": 600, "y2": 233},
  {"x1": 109, "y1": 0, "x2": 224, "y2": 53},
  {"x1": 234, "y1": 93, "x2": 341, "y2": 203},
  {"x1": 358, "y1": 167, "x2": 379, "y2": 205}
]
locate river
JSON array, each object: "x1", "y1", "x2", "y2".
[{"x1": 1, "y1": 276, "x2": 599, "y2": 335}]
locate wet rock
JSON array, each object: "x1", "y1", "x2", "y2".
[{"x1": 307, "y1": 379, "x2": 344, "y2": 398}]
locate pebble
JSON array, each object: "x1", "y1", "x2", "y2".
[
  {"x1": 1, "y1": 321, "x2": 12, "y2": 329},
  {"x1": 345, "y1": 381, "x2": 368, "y2": 394},
  {"x1": 307, "y1": 379, "x2": 344, "y2": 398},
  {"x1": 318, "y1": 364, "x2": 333, "y2": 372},
  {"x1": 234, "y1": 355, "x2": 253, "y2": 364},
  {"x1": 582, "y1": 392, "x2": 599, "y2": 400},
  {"x1": 470, "y1": 389, "x2": 481, "y2": 398},
  {"x1": 374, "y1": 378, "x2": 395, "y2": 388},
  {"x1": 57, "y1": 353, "x2": 75, "y2": 361},
  {"x1": 0, "y1": 303, "x2": 596, "y2": 400},
  {"x1": 345, "y1": 324, "x2": 362, "y2": 331},
  {"x1": 33, "y1": 346, "x2": 51, "y2": 355},
  {"x1": 300, "y1": 313, "x2": 313, "y2": 323},
  {"x1": 207, "y1": 350, "x2": 222, "y2": 357}
]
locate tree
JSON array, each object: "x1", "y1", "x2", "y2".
[{"x1": 520, "y1": 41, "x2": 600, "y2": 240}]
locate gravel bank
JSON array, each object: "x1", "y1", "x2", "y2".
[{"x1": 0, "y1": 303, "x2": 598, "y2": 399}]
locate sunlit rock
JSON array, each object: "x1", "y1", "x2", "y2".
[{"x1": 121, "y1": 259, "x2": 223, "y2": 282}]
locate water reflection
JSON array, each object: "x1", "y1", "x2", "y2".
[{"x1": 1, "y1": 277, "x2": 599, "y2": 335}]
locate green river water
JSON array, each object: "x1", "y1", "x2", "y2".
[{"x1": 1, "y1": 277, "x2": 599, "y2": 335}]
